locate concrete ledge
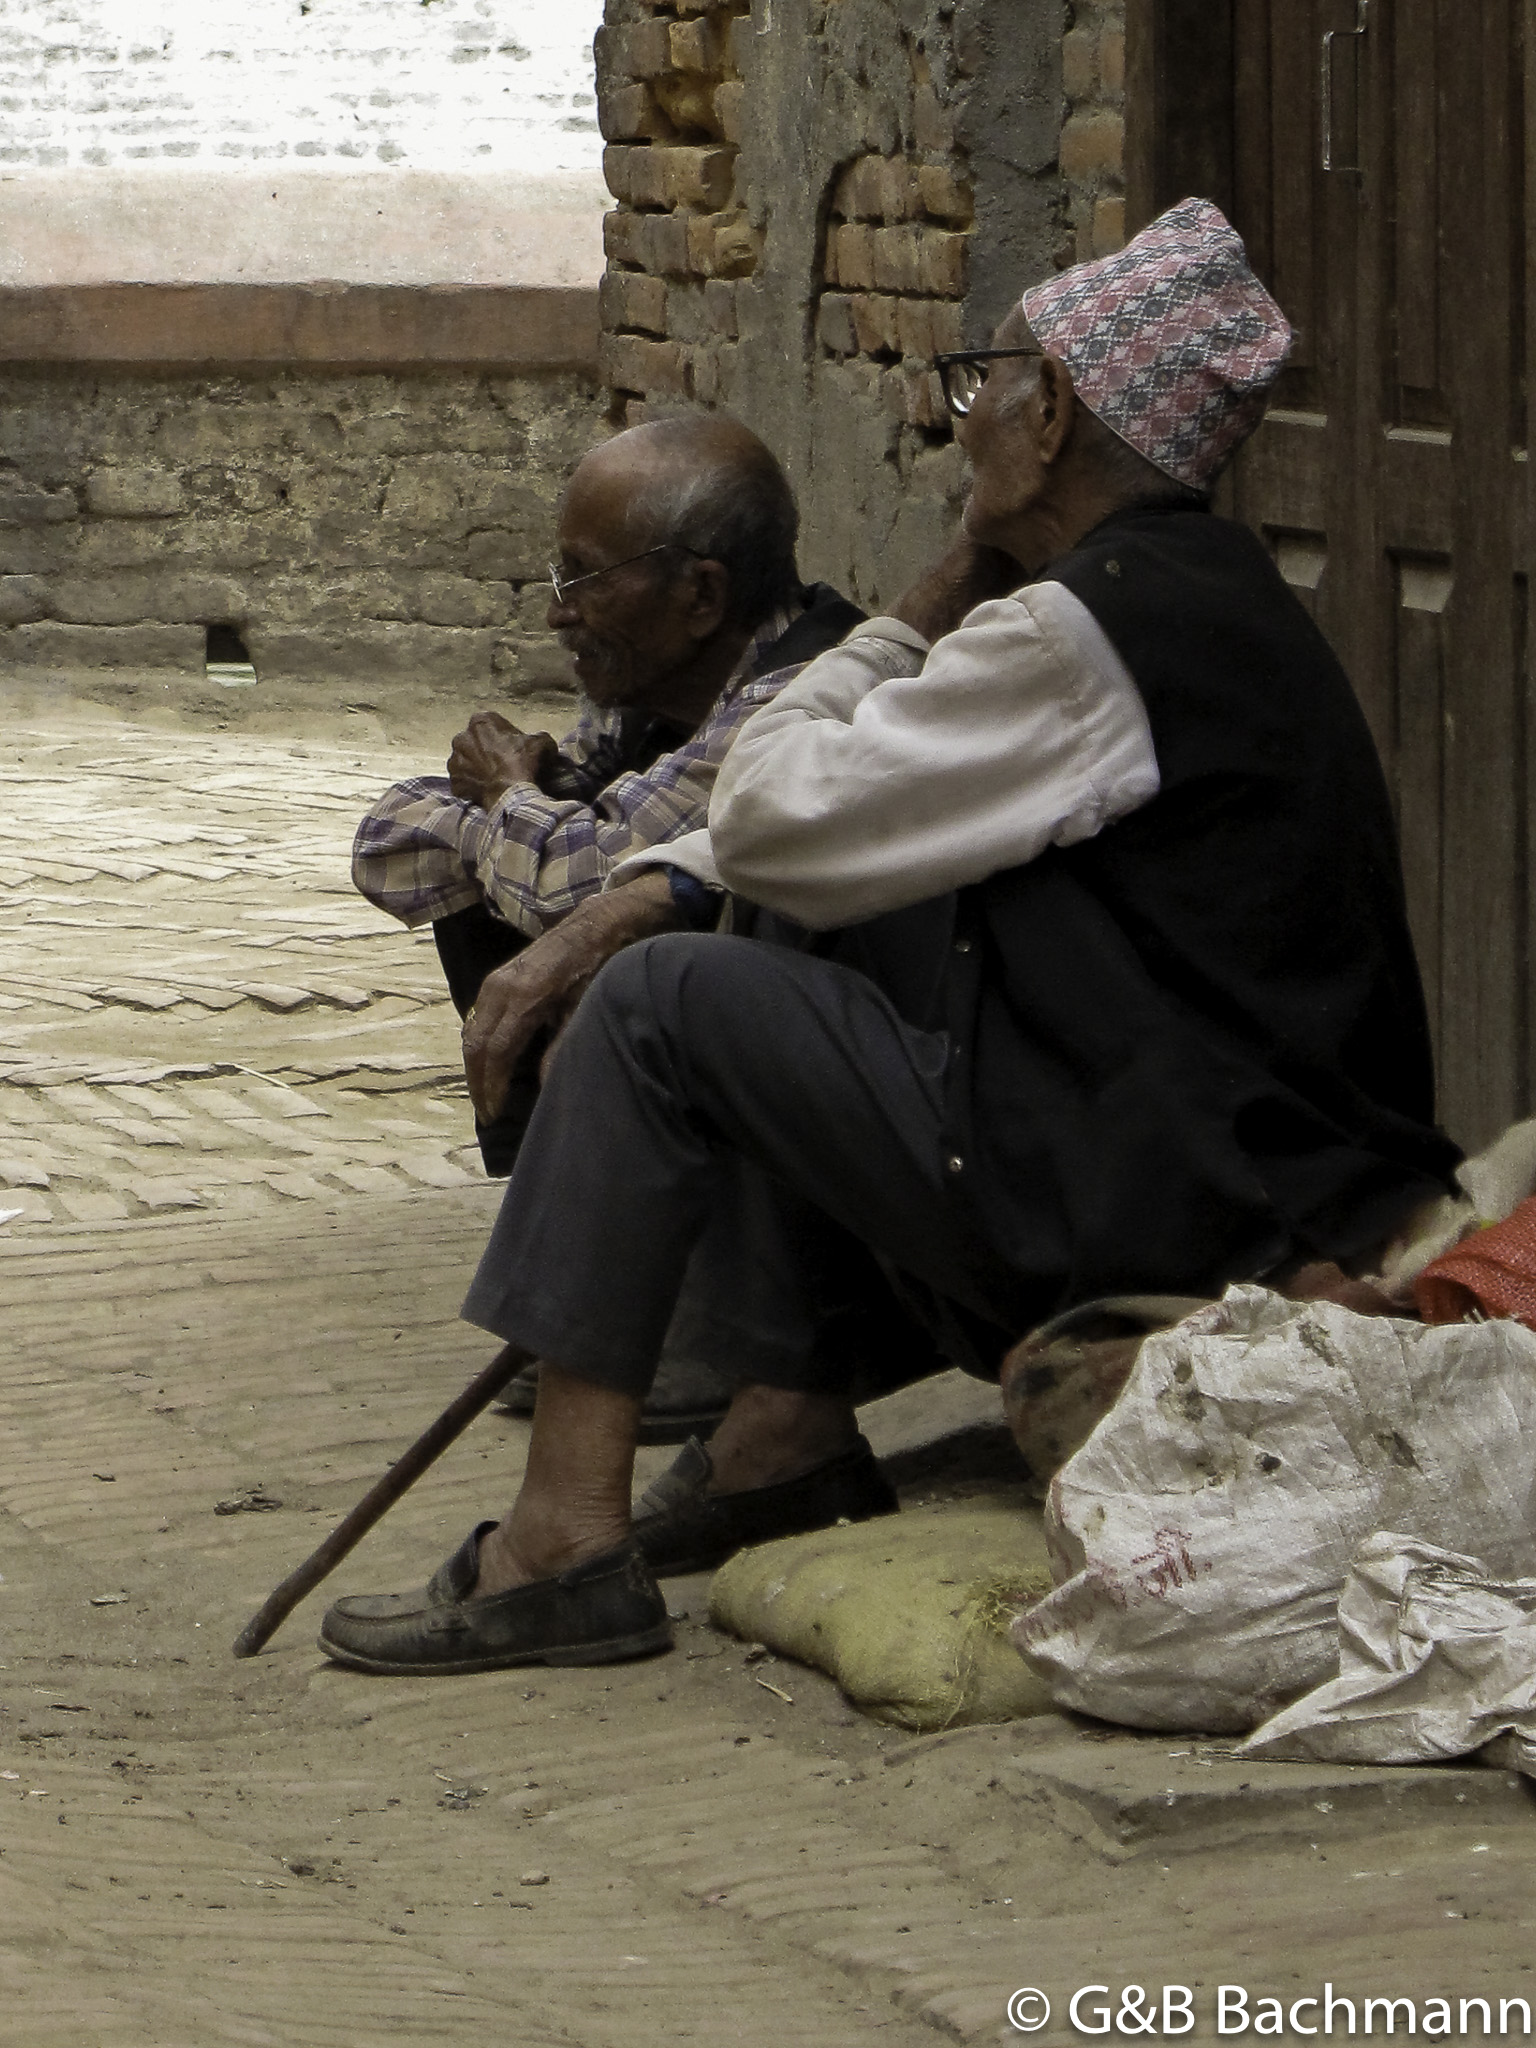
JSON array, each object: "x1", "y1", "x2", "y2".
[
  {"x1": 0, "y1": 283, "x2": 598, "y2": 369},
  {"x1": 886, "y1": 1717, "x2": 1536, "y2": 1866},
  {"x1": 0, "y1": 169, "x2": 608, "y2": 289},
  {"x1": 0, "y1": 169, "x2": 605, "y2": 367},
  {"x1": 999, "y1": 1727, "x2": 1536, "y2": 1861}
]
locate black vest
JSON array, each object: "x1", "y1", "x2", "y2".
[{"x1": 840, "y1": 508, "x2": 1460, "y2": 1315}]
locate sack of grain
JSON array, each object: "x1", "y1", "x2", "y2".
[{"x1": 709, "y1": 1499, "x2": 1055, "y2": 1731}]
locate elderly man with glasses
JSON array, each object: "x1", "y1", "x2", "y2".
[
  {"x1": 351, "y1": 413, "x2": 862, "y2": 1437},
  {"x1": 318, "y1": 200, "x2": 1461, "y2": 1678}
]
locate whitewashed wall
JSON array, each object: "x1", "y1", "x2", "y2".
[{"x1": 0, "y1": 0, "x2": 605, "y2": 172}]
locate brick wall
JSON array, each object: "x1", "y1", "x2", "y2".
[
  {"x1": 596, "y1": 3, "x2": 755, "y2": 420},
  {"x1": 592, "y1": 0, "x2": 1126, "y2": 614},
  {"x1": 1060, "y1": 0, "x2": 1127, "y2": 262},
  {"x1": 0, "y1": 365, "x2": 604, "y2": 729},
  {"x1": 815, "y1": 155, "x2": 972, "y2": 436},
  {"x1": 0, "y1": 0, "x2": 604, "y2": 172}
]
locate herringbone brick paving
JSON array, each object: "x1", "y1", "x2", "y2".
[
  {"x1": 4, "y1": 705, "x2": 1533, "y2": 2045},
  {"x1": 0, "y1": 716, "x2": 479, "y2": 1227}
]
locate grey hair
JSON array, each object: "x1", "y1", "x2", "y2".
[
  {"x1": 1073, "y1": 403, "x2": 1210, "y2": 509},
  {"x1": 620, "y1": 416, "x2": 803, "y2": 628},
  {"x1": 996, "y1": 352, "x2": 1208, "y2": 510}
]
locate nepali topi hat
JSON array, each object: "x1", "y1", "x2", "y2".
[{"x1": 1020, "y1": 196, "x2": 1292, "y2": 491}]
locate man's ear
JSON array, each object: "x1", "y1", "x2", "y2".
[
  {"x1": 1033, "y1": 354, "x2": 1078, "y2": 466},
  {"x1": 681, "y1": 556, "x2": 732, "y2": 639}
]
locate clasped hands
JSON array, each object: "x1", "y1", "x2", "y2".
[{"x1": 448, "y1": 710, "x2": 559, "y2": 812}]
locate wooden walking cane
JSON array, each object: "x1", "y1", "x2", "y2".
[{"x1": 231, "y1": 1344, "x2": 532, "y2": 1659}]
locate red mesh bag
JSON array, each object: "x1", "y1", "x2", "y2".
[{"x1": 1413, "y1": 1195, "x2": 1536, "y2": 1328}]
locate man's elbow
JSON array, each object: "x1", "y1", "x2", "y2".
[
  {"x1": 712, "y1": 761, "x2": 865, "y2": 927},
  {"x1": 711, "y1": 822, "x2": 845, "y2": 931},
  {"x1": 709, "y1": 798, "x2": 785, "y2": 902}
]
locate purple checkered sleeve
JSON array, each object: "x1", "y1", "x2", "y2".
[{"x1": 351, "y1": 607, "x2": 800, "y2": 940}]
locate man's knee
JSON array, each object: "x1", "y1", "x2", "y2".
[
  {"x1": 586, "y1": 931, "x2": 737, "y2": 1026},
  {"x1": 560, "y1": 931, "x2": 699, "y2": 1062},
  {"x1": 569, "y1": 934, "x2": 776, "y2": 1085}
]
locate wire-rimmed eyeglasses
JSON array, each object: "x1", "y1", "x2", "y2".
[
  {"x1": 547, "y1": 541, "x2": 702, "y2": 605},
  {"x1": 933, "y1": 347, "x2": 1044, "y2": 420}
]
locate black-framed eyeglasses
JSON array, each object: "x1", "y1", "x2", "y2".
[
  {"x1": 933, "y1": 347, "x2": 1043, "y2": 419},
  {"x1": 547, "y1": 542, "x2": 702, "y2": 605}
]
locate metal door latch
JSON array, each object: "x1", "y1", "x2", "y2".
[{"x1": 1322, "y1": 0, "x2": 1370, "y2": 173}]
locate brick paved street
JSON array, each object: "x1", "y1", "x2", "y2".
[
  {"x1": 3, "y1": 702, "x2": 1534, "y2": 2046},
  {"x1": 0, "y1": 712, "x2": 485, "y2": 1229}
]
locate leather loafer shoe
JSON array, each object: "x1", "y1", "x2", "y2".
[
  {"x1": 318, "y1": 1527, "x2": 671, "y2": 1675},
  {"x1": 632, "y1": 1434, "x2": 898, "y2": 1577}
]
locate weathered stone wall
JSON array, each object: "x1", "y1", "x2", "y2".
[
  {"x1": 0, "y1": 366, "x2": 605, "y2": 726},
  {"x1": 0, "y1": 0, "x2": 616, "y2": 717},
  {"x1": 594, "y1": 0, "x2": 1131, "y2": 612}
]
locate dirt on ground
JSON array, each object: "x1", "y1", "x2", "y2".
[{"x1": 3, "y1": 695, "x2": 1535, "y2": 2047}]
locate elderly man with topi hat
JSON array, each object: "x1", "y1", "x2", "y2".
[{"x1": 316, "y1": 199, "x2": 1462, "y2": 1677}]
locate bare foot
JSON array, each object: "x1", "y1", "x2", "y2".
[
  {"x1": 470, "y1": 1507, "x2": 629, "y2": 1598},
  {"x1": 467, "y1": 1363, "x2": 642, "y2": 1597},
  {"x1": 701, "y1": 1385, "x2": 858, "y2": 1495}
]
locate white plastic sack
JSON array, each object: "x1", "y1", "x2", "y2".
[
  {"x1": 1013, "y1": 1286, "x2": 1536, "y2": 1732},
  {"x1": 1239, "y1": 1534, "x2": 1536, "y2": 1775}
]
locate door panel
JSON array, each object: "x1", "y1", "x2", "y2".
[{"x1": 1207, "y1": 0, "x2": 1530, "y2": 1147}]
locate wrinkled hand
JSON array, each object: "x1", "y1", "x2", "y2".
[
  {"x1": 461, "y1": 872, "x2": 681, "y2": 1123},
  {"x1": 447, "y1": 711, "x2": 559, "y2": 810},
  {"x1": 888, "y1": 537, "x2": 1024, "y2": 644}
]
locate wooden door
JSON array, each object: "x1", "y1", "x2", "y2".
[{"x1": 1127, "y1": 0, "x2": 1532, "y2": 1150}]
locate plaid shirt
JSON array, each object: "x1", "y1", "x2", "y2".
[{"x1": 352, "y1": 601, "x2": 805, "y2": 939}]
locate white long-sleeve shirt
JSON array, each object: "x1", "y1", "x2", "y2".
[{"x1": 612, "y1": 581, "x2": 1161, "y2": 930}]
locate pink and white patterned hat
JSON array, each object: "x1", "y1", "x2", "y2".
[{"x1": 1020, "y1": 197, "x2": 1292, "y2": 490}]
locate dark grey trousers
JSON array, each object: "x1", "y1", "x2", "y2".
[
  {"x1": 460, "y1": 932, "x2": 1043, "y2": 1398},
  {"x1": 431, "y1": 902, "x2": 534, "y2": 1176}
]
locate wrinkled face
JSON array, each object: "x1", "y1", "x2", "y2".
[
  {"x1": 546, "y1": 454, "x2": 701, "y2": 711},
  {"x1": 953, "y1": 306, "x2": 1052, "y2": 550}
]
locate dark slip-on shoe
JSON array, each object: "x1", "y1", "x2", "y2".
[
  {"x1": 631, "y1": 1434, "x2": 898, "y2": 1577},
  {"x1": 494, "y1": 1354, "x2": 733, "y2": 1446},
  {"x1": 317, "y1": 1525, "x2": 671, "y2": 1676}
]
